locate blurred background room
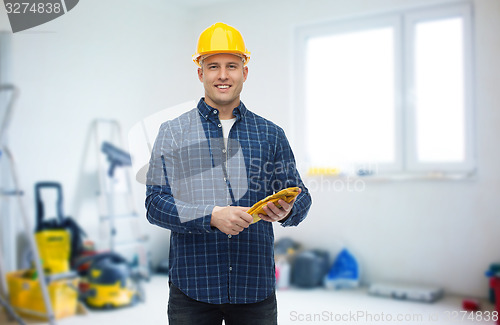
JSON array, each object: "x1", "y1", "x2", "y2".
[{"x1": 1, "y1": 0, "x2": 500, "y2": 324}]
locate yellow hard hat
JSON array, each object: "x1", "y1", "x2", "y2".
[{"x1": 193, "y1": 22, "x2": 251, "y2": 67}]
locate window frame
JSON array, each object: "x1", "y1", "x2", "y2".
[
  {"x1": 404, "y1": 4, "x2": 475, "y2": 173},
  {"x1": 292, "y1": 2, "x2": 475, "y2": 177}
]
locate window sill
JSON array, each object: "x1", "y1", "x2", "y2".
[{"x1": 304, "y1": 170, "x2": 477, "y2": 182}]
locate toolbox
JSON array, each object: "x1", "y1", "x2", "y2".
[
  {"x1": 7, "y1": 270, "x2": 79, "y2": 320},
  {"x1": 368, "y1": 282, "x2": 443, "y2": 303}
]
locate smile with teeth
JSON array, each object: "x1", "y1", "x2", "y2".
[{"x1": 216, "y1": 85, "x2": 231, "y2": 89}]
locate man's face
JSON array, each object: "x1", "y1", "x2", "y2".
[{"x1": 198, "y1": 53, "x2": 248, "y2": 112}]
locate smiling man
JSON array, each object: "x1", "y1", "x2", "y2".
[{"x1": 145, "y1": 22, "x2": 312, "y2": 325}]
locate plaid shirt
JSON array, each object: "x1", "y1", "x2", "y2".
[{"x1": 145, "y1": 98, "x2": 311, "y2": 304}]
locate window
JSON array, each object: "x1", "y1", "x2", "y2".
[{"x1": 294, "y1": 3, "x2": 474, "y2": 176}]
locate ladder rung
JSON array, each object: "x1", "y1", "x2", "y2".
[{"x1": 0, "y1": 189, "x2": 24, "y2": 196}]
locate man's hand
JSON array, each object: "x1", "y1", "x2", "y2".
[
  {"x1": 259, "y1": 188, "x2": 302, "y2": 223},
  {"x1": 211, "y1": 206, "x2": 252, "y2": 236}
]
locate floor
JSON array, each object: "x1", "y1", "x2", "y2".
[{"x1": 1, "y1": 275, "x2": 497, "y2": 325}]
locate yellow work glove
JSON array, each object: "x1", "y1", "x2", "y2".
[{"x1": 247, "y1": 187, "x2": 300, "y2": 224}]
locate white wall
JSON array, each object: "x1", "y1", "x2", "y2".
[{"x1": 1, "y1": 0, "x2": 499, "y2": 298}]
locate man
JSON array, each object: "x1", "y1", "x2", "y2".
[{"x1": 145, "y1": 22, "x2": 312, "y2": 325}]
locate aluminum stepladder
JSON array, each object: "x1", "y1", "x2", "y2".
[
  {"x1": 91, "y1": 119, "x2": 150, "y2": 279},
  {"x1": 0, "y1": 85, "x2": 55, "y2": 324}
]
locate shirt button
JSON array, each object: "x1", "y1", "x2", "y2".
[
  {"x1": 228, "y1": 235, "x2": 232, "y2": 238},
  {"x1": 218, "y1": 124, "x2": 222, "y2": 127},
  {"x1": 222, "y1": 149, "x2": 226, "y2": 153},
  {"x1": 213, "y1": 110, "x2": 218, "y2": 114},
  {"x1": 223, "y1": 177, "x2": 227, "y2": 182},
  {"x1": 229, "y1": 267, "x2": 233, "y2": 271}
]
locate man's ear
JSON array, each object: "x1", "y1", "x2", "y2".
[
  {"x1": 243, "y1": 66, "x2": 248, "y2": 82},
  {"x1": 198, "y1": 68, "x2": 203, "y2": 82}
]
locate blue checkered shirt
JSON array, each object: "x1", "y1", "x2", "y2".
[{"x1": 145, "y1": 98, "x2": 312, "y2": 304}]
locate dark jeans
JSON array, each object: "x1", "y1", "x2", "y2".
[{"x1": 167, "y1": 283, "x2": 277, "y2": 325}]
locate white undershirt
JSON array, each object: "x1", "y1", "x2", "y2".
[{"x1": 220, "y1": 118, "x2": 236, "y2": 149}]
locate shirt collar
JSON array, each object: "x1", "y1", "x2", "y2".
[{"x1": 197, "y1": 98, "x2": 247, "y2": 122}]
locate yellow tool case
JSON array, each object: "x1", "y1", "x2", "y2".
[{"x1": 7, "y1": 270, "x2": 79, "y2": 320}]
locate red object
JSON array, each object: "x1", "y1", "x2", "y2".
[
  {"x1": 462, "y1": 298, "x2": 480, "y2": 311},
  {"x1": 74, "y1": 250, "x2": 97, "y2": 273},
  {"x1": 491, "y1": 277, "x2": 500, "y2": 324},
  {"x1": 78, "y1": 279, "x2": 91, "y2": 294}
]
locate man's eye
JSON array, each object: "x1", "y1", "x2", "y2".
[
  {"x1": 229, "y1": 65, "x2": 237, "y2": 69},
  {"x1": 208, "y1": 65, "x2": 217, "y2": 69}
]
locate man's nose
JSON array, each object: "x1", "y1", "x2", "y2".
[{"x1": 218, "y1": 67, "x2": 228, "y2": 80}]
